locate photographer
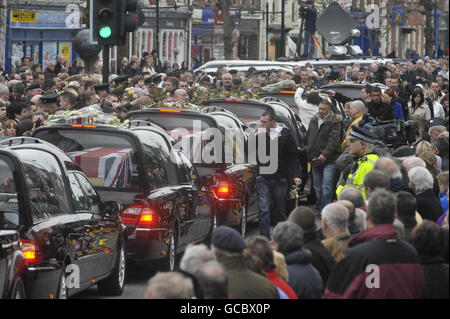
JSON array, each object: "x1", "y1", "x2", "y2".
[{"x1": 301, "y1": 0, "x2": 318, "y2": 58}]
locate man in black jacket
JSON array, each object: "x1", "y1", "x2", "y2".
[
  {"x1": 367, "y1": 86, "x2": 394, "y2": 122},
  {"x1": 255, "y1": 109, "x2": 302, "y2": 239},
  {"x1": 289, "y1": 206, "x2": 336, "y2": 286}
]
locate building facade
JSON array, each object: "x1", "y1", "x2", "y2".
[{"x1": 3, "y1": 0, "x2": 84, "y2": 72}]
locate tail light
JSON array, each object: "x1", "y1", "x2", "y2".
[
  {"x1": 20, "y1": 240, "x2": 43, "y2": 264},
  {"x1": 121, "y1": 205, "x2": 158, "y2": 228},
  {"x1": 212, "y1": 180, "x2": 232, "y2": 199}
]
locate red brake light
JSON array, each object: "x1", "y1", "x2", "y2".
[
  {"x1": 121, "y1": 205, "x2": 157, "y2": 227},
  {"x1": 20, "y1": 240, "x2": 43, "y2": 264},
  {"x1": 218, "y1": 186, "x2": 229, "y2": 194},
  {"x1": 213, "y1": 180, "x2": 231, "y2": 199}
]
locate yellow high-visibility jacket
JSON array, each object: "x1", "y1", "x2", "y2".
[{"x1": 336, "y1": 153, "x2": 379, "y2": 201}]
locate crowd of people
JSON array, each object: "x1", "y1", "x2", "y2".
[{"x1": 0, "y1": 50, "x2": 449, "y2": 299}]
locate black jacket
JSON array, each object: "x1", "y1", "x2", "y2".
[
  {"x1": 420, "y1": 255, "x2": 449, "y2": 299},
  {"x1": 367, "y1": 101, "x2": 395, "y2": 121},
  {"x1": 416, "y1": 189, "x2": 444, "y2": 222},
  {"x1": 256, "y1": 126, "x2": 301, "y2": 180},
  {"x1": 303, "y1": 231, "x2": 336, "y2": 286},
  {"x1": 284, "y1": 248, "x2": 323, "y2": 299}
]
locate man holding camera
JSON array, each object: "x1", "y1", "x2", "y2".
[{"x1": 302, "y1": 0, "x2": 317, "y2": 58}]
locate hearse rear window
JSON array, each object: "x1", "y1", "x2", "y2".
[
  {"x1": 208, "y1": 102, "x2": 268, "y2": 124},
  {"x1": 130, "y1": 113, "x2": 214, "y2": 133},
  {"x1": 34, "y1": 129, "x2": 139, "y2": 190}
]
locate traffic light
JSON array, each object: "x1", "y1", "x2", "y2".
[
  {"x1": 92, "y1": 0, "x2": 119, "y2": 45},
  {"x1": 91, "y1": 0, "x2": 138, "y2": 46},
  {"x1": 119, "y1": 0, "x2": 138, "y2": 45}
]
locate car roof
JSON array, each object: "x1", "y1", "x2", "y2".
[
  {"x1": 127, "y1": 108, "x2": 220, "y2": 129},
  {"x1": 292, "y1": 57, "x2": 394, "y2": 67},
  {"x1": 0, "y1": 137, "x2": 78, "y2": 171},
  {"x1": 194, "y1": 60, "x2": 295, "y2": 73}
]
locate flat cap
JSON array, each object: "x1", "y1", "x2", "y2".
[
  {"x1": 26, "y1": 83, "x2": 41, "y2": 91},
  {"x1": 392, "y1": 145, "x2": 415, "y2": 158},
  {"x1": 348, "y1": 125, "x2": 379, "y2": 144},
  {"x1": 211, "y1": 226, "x2": 247, "y2": 253}
]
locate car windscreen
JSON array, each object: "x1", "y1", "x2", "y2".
[
  {"x1": 34, "y1": 129, "x2": 140, "y2": 190},
  {"x1": 259, "y1": 93, "x2": 297, "y2": 110},
  {"x1": 0, "y1": 155, "x2": 18, "y2": 213},
  {"x1": 129, "y1": 112, "x2": 215, "y2": 133}
]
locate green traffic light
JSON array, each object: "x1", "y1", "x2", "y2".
[{"x1": 99, "y1": 26, "x2": 112, "y2": 39}]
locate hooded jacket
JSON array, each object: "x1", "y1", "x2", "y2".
[
  {"x1": 284, "y1": 248, "x2": 323, "y2": 299},
  {"x1": 323, "y1": 224, "x2": 424, "y2": 299}
]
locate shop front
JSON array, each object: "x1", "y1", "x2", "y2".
[{"x1": 5, "y1": 6, "x2": 83, "y2": 72}]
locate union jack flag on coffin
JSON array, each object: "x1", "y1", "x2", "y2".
[{"x1": 67, "y1": 147, "x2": 133, "y2": 188}]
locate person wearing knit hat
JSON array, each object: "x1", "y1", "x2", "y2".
[{"x1": 210, "y1": 226, "x2": 279, "y2": 299}]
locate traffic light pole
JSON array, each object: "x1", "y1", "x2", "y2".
[{"x1": 102, "y1": 45, "x2": 110, "y2": 84}]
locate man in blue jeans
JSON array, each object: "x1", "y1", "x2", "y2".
[
  {"x1": 256, "y1": 110, "x2": 302, "y2": 239},
  {"x1": 306, "y1": 100, "x2": 343, "y2": 211}
]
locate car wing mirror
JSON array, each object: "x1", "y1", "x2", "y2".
[
  {"x1": 101, "y1": 201, "x2": 123, "y2": 215},
  {"x1": 0, "y1": 211, "x2": 20, "y2": 230}
]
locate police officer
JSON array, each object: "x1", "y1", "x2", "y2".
[{"x1": 336, "y1": 126, "x2": 380, "y2": 201}]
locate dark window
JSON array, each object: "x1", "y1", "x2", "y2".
[
  {"x1": 34, "y1": 129, "x2": 139, "y2": 190},
  {"x1": 75, "y1": 173, "x2": 101, "y2": 214},
  {"x1": 129, "y1": 113, "x2": 214, "y2": 132},
  {"x1": 134, "y1": 130, "x2": 178, "y2": 187},
  {"x1": 68, "y1": 173, "x2": 89, "y2": 211},
  {"x1": 16, "y1": 149, "x2": 71, "y2": 222},
  {"x1": 0, "y1": 157, "x2": 18, "y2": 212},
  {"x1": 208, "y1": 102, "x2": 268, "y2": 123},
  {"x1": 179, "y1": 152, "x2": 199, "y2": 183},
  {"x1": 173, "y1": 152, "x2": 189, "y2": 184}
]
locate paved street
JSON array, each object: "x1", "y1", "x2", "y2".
[{"x1": 73, "y1": 221, "x2": 261, "y2": 299}]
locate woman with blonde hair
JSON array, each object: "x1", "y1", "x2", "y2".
[{"x1": 415, "y1": 140, "x2": 433, "y2": 156}]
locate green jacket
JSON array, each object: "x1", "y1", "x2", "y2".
[{"x1": 217, "y1": 254, "x2": 280, "y2": 299}]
